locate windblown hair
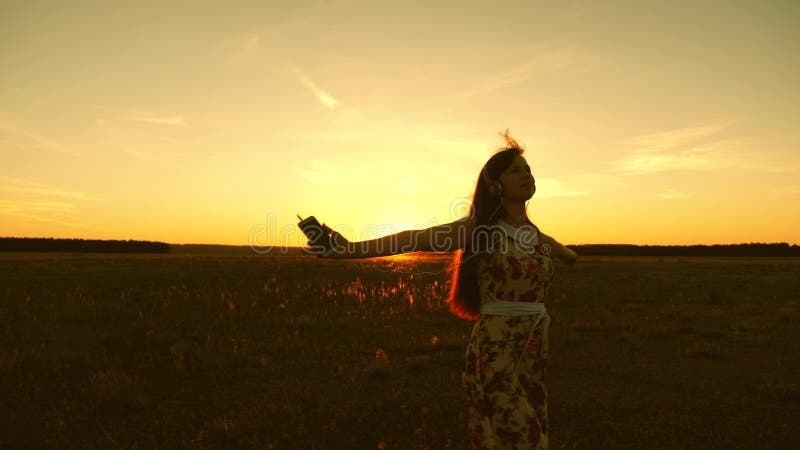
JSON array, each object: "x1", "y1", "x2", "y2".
[{"x1": 446, "y1": 130, "x2": 537, "y2": 320}]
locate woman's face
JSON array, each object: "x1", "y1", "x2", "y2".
[{"x1": 499, "y1": 154, "x2": 536, "y2": 201}]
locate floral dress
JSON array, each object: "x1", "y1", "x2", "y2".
[{"x1": 462, "y1": 220, "x2": 555, "y2": 449}]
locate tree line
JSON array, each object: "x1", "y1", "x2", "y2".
[
  {"x1": 2, "y1": 238, "x2": 798, "y2": 256},
  {"x1": 566, "y1": 242, "x2": 800, "y2": 257},
  {"x1": 0, "y1": 237, "x2": 171, "y2": 253}
]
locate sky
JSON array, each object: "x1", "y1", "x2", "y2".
[{"x1": 1, "y1": 0, "x2": 799, "y2": 247}]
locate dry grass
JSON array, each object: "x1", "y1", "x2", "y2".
[{"x1": 0, "y1": 253, "x2": 798, "y2": 449}]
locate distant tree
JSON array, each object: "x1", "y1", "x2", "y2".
[
  {"x1": 565, "y1": 242, "x2": 800, "y2": 257},
  {"x1": 0, "y1": 237, "x2": 171, "y2": 253}
]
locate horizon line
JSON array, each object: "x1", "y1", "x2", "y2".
[{"x1": 3, "y1": 236, "x2": 799, "y2": 247}]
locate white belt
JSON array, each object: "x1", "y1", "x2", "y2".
[
  {"x1": 478, "y1": 301, "x2": 550, "y2": 373},
  {"x1": 480, "y1": 300, "x2": 547, "y2": 316}
]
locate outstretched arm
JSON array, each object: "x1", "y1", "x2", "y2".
[
  {"x1": 325, "y1": 217, "x2": 476, "y2": 259},
  {"x1": 540, "y1": 232, "x2": 578, "y2": 266}
]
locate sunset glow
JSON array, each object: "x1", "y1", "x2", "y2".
[{"x1": 2, "y1": 1, "x2": 798, "y2": 246}]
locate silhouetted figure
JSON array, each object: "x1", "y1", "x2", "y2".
[{"x1": 313, "y1": 130, "x2": 577, "y2": 449}]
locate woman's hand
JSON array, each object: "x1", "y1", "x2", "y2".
[
  {"x1": 539, "y1": 232, "x2": 577, "y2": 266},
  {"x1": 307, "y1": 224, "x2": 353, "y2": 259},
  {"x1": 561, "y1": 246, "x2": 578, "y2": 266}
]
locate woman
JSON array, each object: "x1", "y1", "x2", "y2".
[{"x1": 317, "y1": 131, "x2": 577, "y2": 449}]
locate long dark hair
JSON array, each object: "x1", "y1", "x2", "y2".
[{"x1": 446, "y1": 130, "x2": 536, "y2": 320}]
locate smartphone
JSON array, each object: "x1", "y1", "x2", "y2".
[{"x1": 297, "y1": 214, "x2": 336, "y2": 257}]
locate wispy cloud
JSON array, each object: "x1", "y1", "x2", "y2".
[
  {"x1": 613, "y1": 121, "x2": 800, "y2": 175},
  {"x1": 0, "y1": 178, "x2": 105, "y2": 230},
  {"x1": 130, "y1": 116, "x2": 187, "y2": 126},
  {"x1": 617, "y1": 123, "x2": 733, "y2": 152},
  {"x1": 611, "y1": 120, "x2": 739, "y2": 174},
  {"x1": 534, "y1": 177, "x2": 590, "y2": 198},
  {"x1": 659, "y1": 188, "x2": 692, "y2": 199},
  {"x1": 94, "y1": 119, "x2": 160, "y2": 160},
  {"x1": 0, "y1": 199, "x2": 77, "y2": 214},
  {"x1": 92, "y1": 107, "x2": 191, "y2": 160},
  {"x1": 373, "y1": 45, "x2": 608, "y2": 123},
  {"x1": 451, "y1": 46, "x2": 599, "y2": 103},
  {"x1": 0, "y1": 116, "x2": 75, "y2": 155},
  {"x1": 0, "y1": 177, "x2": 107, "y2": 202},
  {"x1": 612, "y1": 147, "x2": 722, "y2": 174},
  {"x1": 93, "y1": 105, "x2": 188, "y2": 127},
  {"x1": 288, "y1": 65, "x2": 341, "y2": 110},
  {"x1": 0, "y1": 209, "x2": 93, "y2": 229}
]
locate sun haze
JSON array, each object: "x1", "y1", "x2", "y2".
[{"x1": 1, "y1": 1, "x2": 798, "y2": 246}]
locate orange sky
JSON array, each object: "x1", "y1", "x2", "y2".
[{"x1": 1, "y1": 1, "x2": 799, "y2": 246}]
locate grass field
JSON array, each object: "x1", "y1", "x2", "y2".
[{"x1": 1, "y1": 252, "x2": 798, "y2": 449}]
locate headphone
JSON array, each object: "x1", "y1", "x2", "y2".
[{"x1": 482, "y1": 164, "x2": 502, "y2": 196}]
